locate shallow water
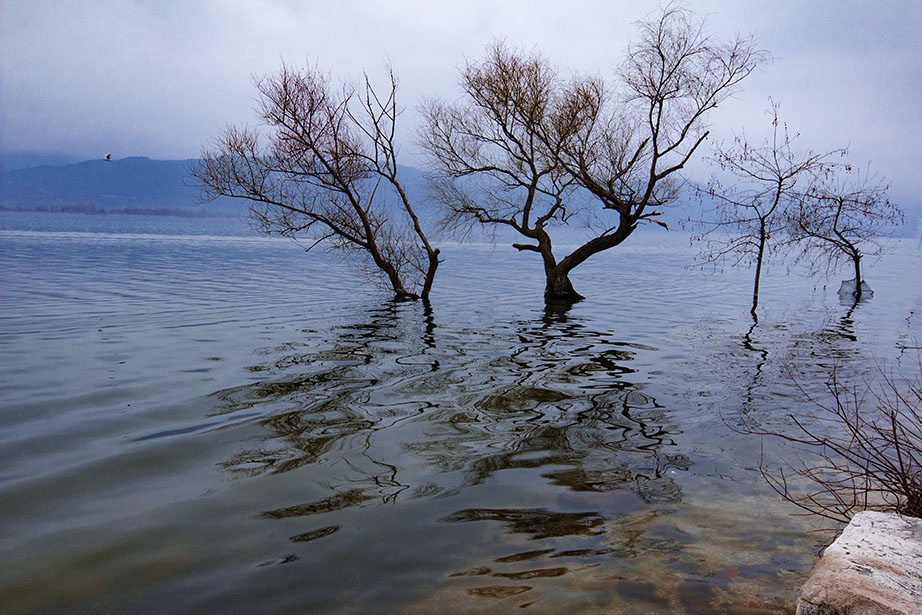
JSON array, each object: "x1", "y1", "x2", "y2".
[{"x1": 1, "y1": 211, "x2": 919, "y2": 613}]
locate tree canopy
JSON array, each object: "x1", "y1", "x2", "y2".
[
  {"x1": 422, "y1": 5, "x2": 767, "y2": 302},
  {"x1": 193, "y1": 63, "x2": 439, "y2": 301},
  {"x1": 690, "y1": 100, "x2": 844, "y2": 317}
]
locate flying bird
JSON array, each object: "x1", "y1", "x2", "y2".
[{"x1": 104, "y1": 154, "x2": 111, "y2": 161}]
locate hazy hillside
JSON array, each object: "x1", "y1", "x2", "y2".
[
  {"x1": 0, "y1": 156, "x2": 246, "y2": 214},
  {"x1": 2, "y1": 155, "x2": 916, "y2": 240},
  {"x1": 0, "y1": 151, "x2": 84, "y2": 172},
  {"x1": 0, "y1": 156, "x2": 436, "y2": 219}
]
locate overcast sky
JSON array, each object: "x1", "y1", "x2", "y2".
[{"x1": 1, "y1": 1, "x2": 920, "y2": 201}]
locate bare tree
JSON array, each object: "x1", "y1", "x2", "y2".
[
  {"x1": 689, "y1": 100, "x2": 841, "y2": 318},
  {"x1": 791, "y1": 164, "x2": 903, "y2": 302},
  {"x1": 422, "y1": 5, "x2": 766, "y2": 302},
  {"x1": 552, "y1": 6, "x2": 767, "y2": 300},
  {"x1": 757, "y1": 360, "x2": 922, "y2": 524},
  {"x1": 419, "y1": 43, "x2": 583, "y2": 300},
  {"x1": 192, "y1": 63, "x2": 439, "y2": 302}
]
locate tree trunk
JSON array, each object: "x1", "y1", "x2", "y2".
[
  {"x1": 852, "y1": 252, "x2": 863, "y2": 301},
  {"x1": 544, "y1": 266, "x2": 584, "y2": 303},
  {"x1": 517, "y1": 230, "x2": 587, "y2": 303},
  {"x1": 420, "y1": 248, "x2": 440, "y2": 302},
  {"x1": 751, "y1": 223, "x2": 767, "y2": 318},
  {"x1": 381, "y1": 264, "x2": 412, "y2": 301}
]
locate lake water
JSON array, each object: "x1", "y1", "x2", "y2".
[{"x1": 1, "y1": 211, "x2": 919, "y2": 613}]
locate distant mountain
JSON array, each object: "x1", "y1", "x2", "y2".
[
  {"x1": 3, "y1": 155, "x2": 915, "y2": 239},
  {"x1": 0, "y1": 151, "x2": 84, "y2": 172},
  {"x1": 0, "y1": 156, "x2": 435, "y2": 218},
  {"x1": 0, "y1": 156, "x2": 247, "y2": 214},
  {"x1": 0, "y1": 155, "x2": 698, "y2": 236}
]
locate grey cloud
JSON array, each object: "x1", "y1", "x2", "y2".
[{"x1": 1, "y1": 0, "x2": 919, "y2": 202}]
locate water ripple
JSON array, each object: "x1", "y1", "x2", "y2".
[{"x1": 2, "y1": 214, "x2": 919, "y2": 614}]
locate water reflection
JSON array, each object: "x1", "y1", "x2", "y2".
[
  {"x1": 788, "y1": 301, "x2": 866, "y2": 374},
  {"x1": 189, "y1": 287, "x2": 877, "y2": 612},
  {"x1": 831, "y1": 293, "x2": 871, "y2": 340},
  {"x1": 442, "y1": 508, "x2": 606, "y2": 539},
  {"x1": 730, "y1": 294, "x2": 875, "y2": 433},
  {"x1": 203, "y1": 302, "x2": 689, "y2": 607},
  {"x1": 740, "y1": 318, "x2": 769, "y2": 414},
  {"x1": 260, "y1": 489, "x2": 376, "y2": 519},
  {"x1": 542, "y1": 298, "x2": 576, "y2": 323},
  {"x1": 5, "y1": 221, "x2": 915, "y2": 614},
  {"x1": 212, "y1": 302, "x2": 674, "y2": 486}
]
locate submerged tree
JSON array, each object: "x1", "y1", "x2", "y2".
[
  {"x1": 553, "y1": 6, "x2": 767, "y2": 301},
  {"x1": 791, "y1": 164, "x2": 903, "y2": 302},
  {"x1": 419, "y1": 43, "x2": 579, "y2": 300},
  {"x1": 193, "y1": 63, "x2": 439, "y2": 302},
  {"x1": 422, "y1": 5, "x2": 766, "y2": 302},
  {"x1": 758, "y1": 361, "x2": 922, "y2": 524},
  {"x1": 690, "y1": 101, "x2": 841, "y2": 318}
]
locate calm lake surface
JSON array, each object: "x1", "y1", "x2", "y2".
[{"x1": 1, "y1": 211, "x2": 919, "y2": 613}]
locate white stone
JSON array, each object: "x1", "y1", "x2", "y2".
[{"x1": 797, "y1": 511, "x2": 922, "y2": 615}]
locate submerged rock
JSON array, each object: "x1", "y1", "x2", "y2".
[{"x1": 796, "y1": 511, "x2": 922, "y2": 615}]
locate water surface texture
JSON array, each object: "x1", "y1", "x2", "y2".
[{"x1": 1, "y1": 212, "x2": 919, "y2": 613}]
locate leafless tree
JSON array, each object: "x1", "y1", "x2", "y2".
[
  {"x1": 756, "y1": 359, "x2": 922, "y2": 524},
  {"x1": 419, "y1": 43, "x2": 582, "y2": 299},
  {"x1": 192, "y1": 63, "x2": 439, "y2": 302},
  {"x1": 790, "y1": 164, "x2": 903, "y2": 302},
  {"x1": 422, "y1": 5, "x2": 766, "y2": 302},
  {"x1": 553, "y1": 6, "x2": 767, "y2": 300},
  {"x1": 689, "y1": 100, "x2": 842, "y2": 318}
]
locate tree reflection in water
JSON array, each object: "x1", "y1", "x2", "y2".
[
  {"x1": 200, "y1": 299, "x2": 821, "y2": 612},
  {"x1": 210, "y1": 299, "x2": 680, "y2": 501}
]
